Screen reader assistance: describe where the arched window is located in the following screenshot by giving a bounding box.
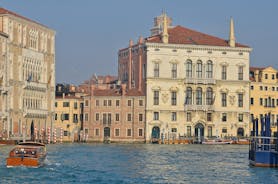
[185,60,192,78]
[196,87,202,105]
[196,60,202,78]
[206,60,213,78]
[185,87,192,105]
[206,87,213,105]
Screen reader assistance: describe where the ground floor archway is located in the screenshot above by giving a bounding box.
[195,123,204,143]
[151,126,160,143]
[237,128,244,137]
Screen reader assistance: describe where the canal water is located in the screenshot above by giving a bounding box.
[1,144,278,184]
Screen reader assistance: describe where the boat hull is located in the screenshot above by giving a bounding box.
[6,155,46,168]
[249,151,278,167]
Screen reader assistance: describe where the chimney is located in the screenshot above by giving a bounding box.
[121,84,127,96]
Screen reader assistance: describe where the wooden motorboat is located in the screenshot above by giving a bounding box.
[6,142,47,168]
[202,139,233,145]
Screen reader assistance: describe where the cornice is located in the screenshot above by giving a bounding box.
[145,42,252,52]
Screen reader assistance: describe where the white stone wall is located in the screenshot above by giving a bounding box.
[145,43,251,141]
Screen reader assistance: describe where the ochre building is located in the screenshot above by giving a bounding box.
[250,66,278,135]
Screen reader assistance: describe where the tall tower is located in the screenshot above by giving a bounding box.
[229,17,236,47]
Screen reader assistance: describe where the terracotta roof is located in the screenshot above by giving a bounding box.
[250,67,266,72]
[0,7,50,29]
[93,89,122,97]
[125,89,145,96]
[56,96,82,100]
[146,25,249,48]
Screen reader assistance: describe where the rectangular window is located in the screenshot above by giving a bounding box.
[73,114,78,123]
[64,114,69,120]
[127,113,132,121]
[222,128,227,133]
[207,113,212,122]
[208,126,212,137]
[222,113,227,122]
[128,100,132,106]
[96,113,99,121]
[139,114,143,122]
[171,112,177,121]
[221,66,227,80]
[85,113,89,121]
[116,100,120,107]
[115,129,120,136]
[74,102,78,109]
[108,100,112,106]
[63,102,69,107]
[139,129,143,137]
[221,93,227,107]
[260,86,263,90]
[186,112,191,122]
[272,74,275,80]
[250,98,254,105]
[171,128,177,133]
[85,100,89,106]
[95,129,99,136]
[187,126,191,137]
[171,91,177,105]
[154,63,159,77]
[139,100,143,106]
[115,113,120,121]
[154,112,159,120]
[55,102,57,107]
[260,98,263,105]
[238,114,243,122]
[64,131,68,136]
[96,100,99,106]
[103,100,107,106]
[55,113,57,120]
[265,74,268,79]
[238,66,243,80]
[238,94,243,107]
[154,91,159,105]
[171,63,177,78]
[250,85,254,90]
[127,129,132,136]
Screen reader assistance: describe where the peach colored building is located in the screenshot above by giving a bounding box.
[83,85,145,143]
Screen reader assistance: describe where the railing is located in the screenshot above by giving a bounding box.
[24,109,48,118]
[249,136,278,152]
[22,81,47,92]
[184,104,214,111]
[184,78,216,84]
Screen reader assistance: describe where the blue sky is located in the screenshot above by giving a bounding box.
[1,0,277,85]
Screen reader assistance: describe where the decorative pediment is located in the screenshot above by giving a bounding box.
[151,86,161,91]
[152,59,162,64]
[169,59,179,64]
[169,86,179,92]
[236,88,245,93]
[236,62,246,67]
[220,88,229,93]
[220,62,229,66]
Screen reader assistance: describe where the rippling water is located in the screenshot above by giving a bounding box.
[1,144,278,184]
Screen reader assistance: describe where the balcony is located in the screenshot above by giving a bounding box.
[102,120,112,127]
[23,109,48,118]
[22,81,47,92]
[184,104,214,111]
[184,78,216,85]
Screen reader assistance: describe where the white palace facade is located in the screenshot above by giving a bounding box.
[118,13,252,142]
